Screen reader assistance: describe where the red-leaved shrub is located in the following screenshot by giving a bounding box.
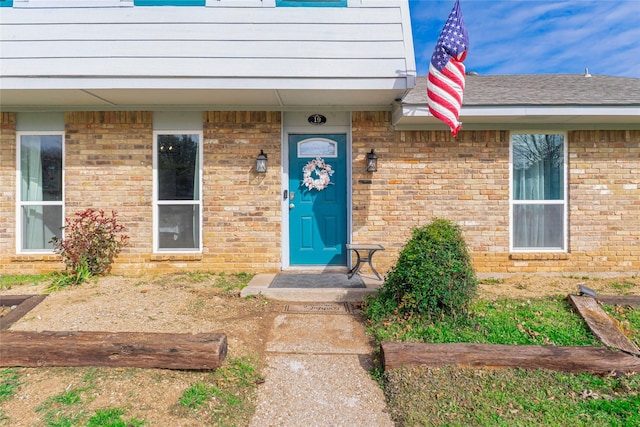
[51,208,129,276]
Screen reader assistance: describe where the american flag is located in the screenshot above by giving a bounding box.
[427,0,469,136]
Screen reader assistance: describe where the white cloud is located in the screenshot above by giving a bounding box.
[410,0,640,77]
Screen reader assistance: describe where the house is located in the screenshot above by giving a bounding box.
[1,0,639,278]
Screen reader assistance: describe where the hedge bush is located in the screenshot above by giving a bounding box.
[365,218,477,321]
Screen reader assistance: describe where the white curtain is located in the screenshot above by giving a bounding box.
[21,136,45,250]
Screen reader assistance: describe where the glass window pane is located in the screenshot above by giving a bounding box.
[512,134,564,201]
[22,205,63,251]
[157,134,200,201]
[158,204,200,250]
[20,135,63,202]
[513,204,564,249]
[298,138,338,158]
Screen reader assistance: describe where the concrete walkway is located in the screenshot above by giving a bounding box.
[249,301,394,427]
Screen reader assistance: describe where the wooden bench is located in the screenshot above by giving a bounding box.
[346,243,385,280]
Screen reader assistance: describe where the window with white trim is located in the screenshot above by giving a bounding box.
[510,132,567,251]
[276,0,346,6]
[17,132,64,252]
[153,132,202,252]
[134,0,204,5]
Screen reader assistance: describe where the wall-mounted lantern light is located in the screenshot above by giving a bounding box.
[256,150,268,173]
[365,149,378,172]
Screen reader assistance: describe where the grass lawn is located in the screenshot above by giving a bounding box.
[384,366,640,426]
[366,290,640,426]
[367,296,601,347]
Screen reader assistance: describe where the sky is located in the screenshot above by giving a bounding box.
[409,0,640,78]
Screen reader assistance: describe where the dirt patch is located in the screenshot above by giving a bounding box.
[0,274,279,426]
[478,274,640,300]
[1,273,639,426]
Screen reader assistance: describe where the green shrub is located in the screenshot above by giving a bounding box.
[49,208,129,287]
[365,218,477,320]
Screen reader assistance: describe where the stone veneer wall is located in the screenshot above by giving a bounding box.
[1,110,638,277]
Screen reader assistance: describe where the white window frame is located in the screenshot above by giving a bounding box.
[509,131,568,252]
[16,131,65,254]
[152,130,203,253]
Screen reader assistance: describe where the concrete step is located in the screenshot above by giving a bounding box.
[241,274,383,302]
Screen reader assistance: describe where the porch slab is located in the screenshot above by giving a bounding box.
[240,274,383,302]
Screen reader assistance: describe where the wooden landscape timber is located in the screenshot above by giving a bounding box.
[595,295,640,308]
[0,295,47,331]
[381,293,640,375]
[568,294,640,356]
[0,331,227,370]
[380,342,640,375]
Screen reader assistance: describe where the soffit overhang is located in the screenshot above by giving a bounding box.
[393,104,640,131]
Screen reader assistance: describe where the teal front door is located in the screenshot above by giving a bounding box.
[288,134,347,266]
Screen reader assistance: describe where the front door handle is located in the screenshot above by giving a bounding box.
[289,203,295,209]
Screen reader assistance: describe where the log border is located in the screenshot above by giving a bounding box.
[381,293,640,375]
[0,294,48,330]
[595,295,640,308]
[568,294,640,356]
[381,342,640,375]
[0,330,228,370]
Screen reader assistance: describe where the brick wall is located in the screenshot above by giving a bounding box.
[64,111,154,274]
[352,112,511,275]
[352,112,640,276]
[568,130,640,274]
[1,110,638,277]
[1,110,283,276]
[0,113,17,267]
[200,111,282,273]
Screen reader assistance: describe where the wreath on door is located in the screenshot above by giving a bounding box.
[302,157,334,191]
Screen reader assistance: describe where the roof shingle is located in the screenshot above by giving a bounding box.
[403,74,640,106]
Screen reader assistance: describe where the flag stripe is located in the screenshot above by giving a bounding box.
[441,60,466,89]
[427,81,461,119]
[428,65,463,108]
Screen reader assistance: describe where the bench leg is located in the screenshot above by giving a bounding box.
[368,253,383,281]
[348,249,383,281]
[348,250,362,279]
